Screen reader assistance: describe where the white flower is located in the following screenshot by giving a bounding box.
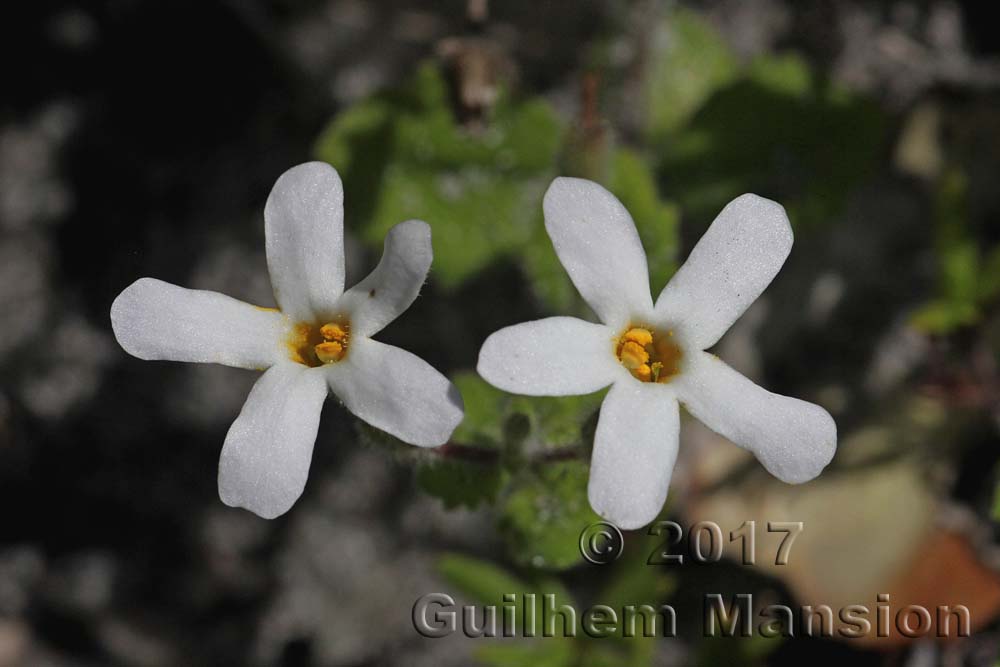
[477,178,836,530]
[111,162,464,519]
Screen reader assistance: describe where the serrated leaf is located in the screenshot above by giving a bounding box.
[499,460,602,571]
[416,458,505,510]
[510,392,603,453]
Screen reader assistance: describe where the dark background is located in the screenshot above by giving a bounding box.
[2,1,1000,665]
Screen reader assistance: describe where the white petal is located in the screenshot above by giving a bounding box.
[477,317,623,396]
[589,381,679,530]
[675,351,836,484]
[543,177,653,327]
[337,220,432,337]
[218,363,328,519]
[326,337,463,447]
[110,278,287,369]
[265,162,345,322]
[655,194,792,349]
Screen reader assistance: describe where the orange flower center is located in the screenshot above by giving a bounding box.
[615,326,682,383]
[287,319,351,367]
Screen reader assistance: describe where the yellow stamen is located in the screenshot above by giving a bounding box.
[623,327,653,346]
[320,322,349,343]
[615,325,682,384]
[315,340,345,364]
[619,340,649,370]
[286,322,318,366]
[286,318,352,366]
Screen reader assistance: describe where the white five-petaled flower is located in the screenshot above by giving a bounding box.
[477,178,837,530]
[111,162,464,519]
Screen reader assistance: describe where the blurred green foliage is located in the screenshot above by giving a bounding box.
[499,460,600,570]
[416,373,604,568]
[647,8,886,230]
[695,635,783,667]
[316,61,680,315]
[645,8,738,137]
[913,168,1000,333]
[316,63,563,289]
[438,547,675,667]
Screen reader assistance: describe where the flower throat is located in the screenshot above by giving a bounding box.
[616,326,682,383]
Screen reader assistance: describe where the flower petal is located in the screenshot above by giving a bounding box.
[543,177,653,327]
[265,161,346,322]
[655,194,792,350]
[326,338,463,447]
[675,351,836,484]
[588,381,679,530]
[218,363,328,519]
[110,278,287,369]
[477,317,623,396]
[337,220,432,337]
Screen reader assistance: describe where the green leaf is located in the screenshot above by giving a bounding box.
[645,8,738,138]
[940,240,979,304]
[371,163,545,287]
[910,299,979,334]
[992,475,1000,522]
[697,634,783,667]
[746,53,812,97]
[608,149,681,293]
[413,373,508,509]
[499,460,602,570]
[437,553,533,604]
[596,554,676,615]
[913,166,993,333]
[436,553,577,629]
[416,458,505,510]
[522,213,584,315]
[452,372,602,455]
[477,641,575,667]
[656,52,886,231]
[510,392,603,453]
[450,371,509,449]
[315,63,565,289]
[979,246,1000,303]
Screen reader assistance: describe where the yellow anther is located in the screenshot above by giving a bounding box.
[623,327,653,347]
[315,340,345,364]
[287,319,352,366]
[616,324,683,384]
[619,341,649,370]
[320,322,349,343]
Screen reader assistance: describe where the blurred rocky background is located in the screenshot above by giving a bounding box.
[2,1,1000,665]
